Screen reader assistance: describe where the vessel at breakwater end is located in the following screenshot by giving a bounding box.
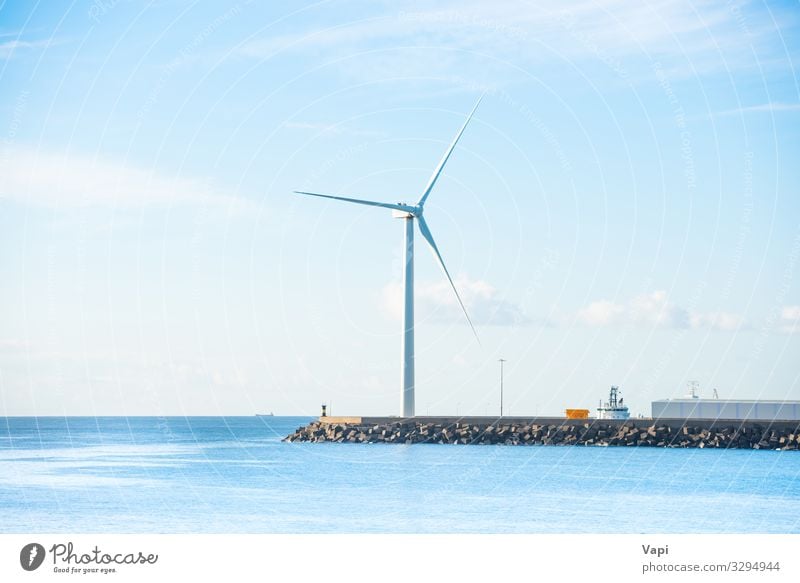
[596,385,630,420]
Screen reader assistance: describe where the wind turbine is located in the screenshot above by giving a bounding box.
[295,96,483,417]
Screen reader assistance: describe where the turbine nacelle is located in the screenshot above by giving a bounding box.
[392,205,420,219]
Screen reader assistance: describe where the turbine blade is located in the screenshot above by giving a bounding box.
[416,216,480,343]
[294,191,412,213]
[417,93,484,208]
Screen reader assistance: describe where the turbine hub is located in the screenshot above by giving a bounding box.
[392,204,421,218]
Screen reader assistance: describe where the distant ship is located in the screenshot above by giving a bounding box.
[596,386,630,420]
[256,413,274,417]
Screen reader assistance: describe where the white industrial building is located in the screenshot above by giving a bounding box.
[652,398,800,421]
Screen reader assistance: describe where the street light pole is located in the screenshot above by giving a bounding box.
[499,358,507,417]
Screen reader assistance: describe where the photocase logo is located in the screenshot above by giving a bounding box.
[20,543,46,571]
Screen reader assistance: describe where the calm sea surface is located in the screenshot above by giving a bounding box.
[1,416,798,533]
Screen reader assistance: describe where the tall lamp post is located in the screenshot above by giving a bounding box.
[499,358,507,417]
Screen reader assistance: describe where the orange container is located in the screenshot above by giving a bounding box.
[565,408,590,419]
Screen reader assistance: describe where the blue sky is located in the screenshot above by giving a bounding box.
[1,0,798,416]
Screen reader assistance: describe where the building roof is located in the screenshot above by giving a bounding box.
[653,398,800,405]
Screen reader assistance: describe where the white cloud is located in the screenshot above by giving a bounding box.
[576,299,625,326]
[779,306,800,334]
[0,148,246,209]
[381,275,532,327]
[577,291,744,331]
[629,290,690,328]
[690,311,744,331]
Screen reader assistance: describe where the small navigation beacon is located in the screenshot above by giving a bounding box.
[321,404,327,417]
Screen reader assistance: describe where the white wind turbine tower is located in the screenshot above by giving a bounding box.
[295,96,483,417]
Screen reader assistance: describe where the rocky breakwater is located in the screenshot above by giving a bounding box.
[284,419,800,450]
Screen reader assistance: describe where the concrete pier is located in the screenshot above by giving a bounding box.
[285,416,800,450]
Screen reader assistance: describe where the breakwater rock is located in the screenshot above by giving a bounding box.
[284,418,800,450]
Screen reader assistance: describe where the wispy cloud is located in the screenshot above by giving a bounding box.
[237,17,391,58]
[382,275,535,327]
[0,148,248,209]
[576,291,744,331]
[0,38,55,59]
[713,102,800,117]
[235,0,796,80]
[282,120,384,138]
[0,339,30,354]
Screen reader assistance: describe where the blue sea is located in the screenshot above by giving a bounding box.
[1,416,798,533]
